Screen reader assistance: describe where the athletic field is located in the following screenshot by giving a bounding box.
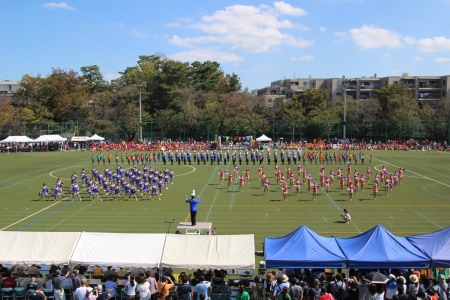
[1,150,449,256]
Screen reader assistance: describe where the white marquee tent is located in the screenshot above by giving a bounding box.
[88,134,105,141]
[0,231,81,265]
[256,134,272,142]
[0,231,255,270]
[0,136,34,143]
[161,234,255,270]
[33,135,67,143]
[71,232,166,268]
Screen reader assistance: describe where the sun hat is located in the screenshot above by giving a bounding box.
[409,274,419,284]
[281,274,289,282]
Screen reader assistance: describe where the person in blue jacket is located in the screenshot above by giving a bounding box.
[185,190,201,226]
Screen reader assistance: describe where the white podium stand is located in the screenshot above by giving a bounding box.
[176,222,212,235]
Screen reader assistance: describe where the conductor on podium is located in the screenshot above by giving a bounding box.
[185,190,201,226]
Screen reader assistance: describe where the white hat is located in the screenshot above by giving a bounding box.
[87,287,93,292]
[191,190,196,197]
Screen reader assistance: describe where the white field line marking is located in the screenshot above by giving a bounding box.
[49,165,84,180]
[45,202,95,231]
[374,158,450,188]
[1,201,62,231]
[204,189,220,222]
[412,210,443,229]
[176,166,196,176]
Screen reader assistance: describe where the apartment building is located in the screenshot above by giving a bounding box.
[257,74,450,109]
[0,80,20,97]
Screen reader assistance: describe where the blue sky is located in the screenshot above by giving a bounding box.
[1,0,450,90]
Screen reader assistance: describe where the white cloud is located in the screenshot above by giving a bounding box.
[165,17,192,28]
[273,1,307,16]
[168,49,244,63]
[350,25,402,49]
[319,26,327,32]
[381,53,391,59]
[42,2,75,10]
[415,36,450,53]
[169,2,312,53]
[414,56,423,61]
[291,55,314,61]
[131,30,149,38]
[435,57,450,63]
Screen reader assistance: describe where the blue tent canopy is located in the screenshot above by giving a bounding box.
[264,225,347,269]
[335,225,430,269]
[406,226,450,268]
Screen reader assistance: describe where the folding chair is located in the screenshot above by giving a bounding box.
[43,289,54,300]
[13,288,26,300]
[1,288,14,300]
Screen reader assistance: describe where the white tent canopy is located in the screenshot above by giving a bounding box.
[33,134,67,143]
[0,136,34,143]
[0,231,80,265]
[88,134,105,141]
[0,232,255,270]
[161,234,255,270]
[71,232,166,268]
[71,136,90,142]
[256,134,272,142]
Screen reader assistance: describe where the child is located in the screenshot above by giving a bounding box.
[341,209,351,223]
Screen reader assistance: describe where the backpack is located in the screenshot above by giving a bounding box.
[335,286,346,300]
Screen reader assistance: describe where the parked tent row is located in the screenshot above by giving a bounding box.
[0,231,255,270]
[0,134,105,143]
[264,224,450,269]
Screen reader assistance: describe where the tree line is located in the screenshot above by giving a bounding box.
[1,54,449,142]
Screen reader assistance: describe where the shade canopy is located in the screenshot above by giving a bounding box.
[88,134,105,141]
[0,136,34,143]
[70,232,166,268]
[0,231,80,265]
[161,234,255,270]
[256,134,272,142]
[33,135,67,143]
[406,226,450,267]
[264,225,347,269]
[335,224,430,269]
[0,231,254,270]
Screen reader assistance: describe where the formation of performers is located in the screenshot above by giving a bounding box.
[38,166,175,201]
[90,149,371,167]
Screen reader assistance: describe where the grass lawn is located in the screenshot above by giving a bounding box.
[1,149,449,266]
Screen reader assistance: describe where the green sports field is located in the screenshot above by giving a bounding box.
[0,150,449,255]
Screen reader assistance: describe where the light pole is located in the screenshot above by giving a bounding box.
[136,84,144,142]
[340,78,349,140]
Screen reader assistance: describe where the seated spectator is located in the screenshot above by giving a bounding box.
[93,265,104,277]
[28,265,41,277]
[27,277,40,290]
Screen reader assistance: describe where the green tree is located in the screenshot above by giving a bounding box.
[80,65,108,94]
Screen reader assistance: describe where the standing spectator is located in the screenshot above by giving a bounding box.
[124,276,137,300]
[52,269,69,300]
[158,276,174,300]
[195,276,210,300]
[28,285,46,300]
[145,271,158,300]
[72,271,82,292]
[136,276,151,300]
[75,282,90,300]
[176,275,193,300]
[289,278,303,300]
[251,276,265,300]
[237,284,251,300]
[104,276,119,299]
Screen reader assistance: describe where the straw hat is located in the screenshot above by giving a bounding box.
[409,274,419,284]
